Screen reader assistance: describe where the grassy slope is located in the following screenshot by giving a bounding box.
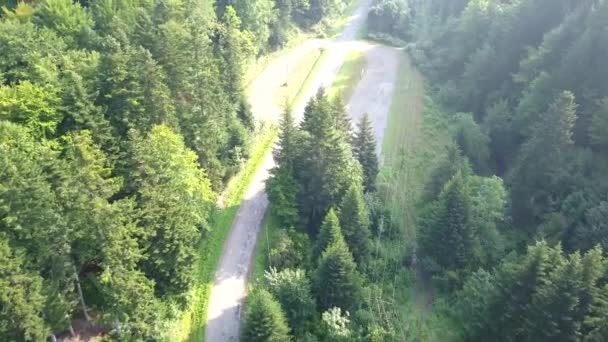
[275,48,326,108]
[378,54,459,341]
[328,50,367,102]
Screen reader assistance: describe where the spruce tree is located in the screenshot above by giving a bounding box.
[297,91,363,232]
[353,113,379,193]
[312,208,344,262]
[339,184,371,264]
[0,237,49,341]
[421,172,472,271]
[273,108,301,171]
[242,289,291,342]
[127,125,216,296]
[510,91,578,224]
[330,96,353,139]
[315,235,361,312]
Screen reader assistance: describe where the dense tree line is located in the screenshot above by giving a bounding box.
[0,0,350,340]
[247,90,412,340]
[364,0,608,339]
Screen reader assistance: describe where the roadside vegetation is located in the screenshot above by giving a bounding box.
[328,51,368,102]
[0,0,358,340]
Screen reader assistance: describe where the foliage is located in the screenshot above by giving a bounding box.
[353,113,379,193]
[312,208,344,262]
[269,229,311,271]
[315,234,361,312]
[242,289,292,342]
[127,125,216,298]
[338,184,371,264]
[265,268,316,336]
[455,242,608,341]
[321,307,351,340]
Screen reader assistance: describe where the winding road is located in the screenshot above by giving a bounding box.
[204,1,400,340]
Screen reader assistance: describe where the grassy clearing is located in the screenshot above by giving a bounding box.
[164,127,277,342]
[273,48,325,108]
[328,50,367,102]
[379,54,451,242]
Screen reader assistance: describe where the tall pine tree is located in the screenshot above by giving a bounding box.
[242,289,291,342]
[315,233,361,312]
[313,208,344,262]
[339,184,371,264]
[353,113,379,193]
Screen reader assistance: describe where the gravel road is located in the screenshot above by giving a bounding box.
[205,1,381,341]
[346,43,400,156]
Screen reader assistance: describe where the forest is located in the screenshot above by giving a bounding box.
[2,0,608,341]
[246,0,608,341]
[0,0,351,340]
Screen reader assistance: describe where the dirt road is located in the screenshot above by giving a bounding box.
[205,1,378,341]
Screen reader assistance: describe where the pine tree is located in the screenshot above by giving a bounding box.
[421,172,472,271]
[0,237,49,341]
[297,91,363,232]
[330,96,353,139]
[339,184,371,264]
[353,113,379,193]
[273,108,301,171]
[268,109,303,228]
[510,91,578,224]
[242,289,291,342]
[312,208,344,262]
[127,125,216,297]
[315,235,361,312]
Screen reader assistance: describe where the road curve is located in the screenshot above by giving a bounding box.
[205,1,374,341]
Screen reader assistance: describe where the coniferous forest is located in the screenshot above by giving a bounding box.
[0,0,350,340]
[251,0,608,341]
[2,0,608,341]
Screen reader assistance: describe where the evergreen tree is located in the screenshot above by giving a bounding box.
[268,109,303,228]
[273,108,301,170]
[339,184,371,264]
[353,113,379,193]
[297,90,362,232]
[214,0,276,54]
[452,112,490,175]
[312,208,344,262]
[97,39,177,138]
[265,268,316,337]
[421,172,472,271]
[315,234,361,312]
[0,237,49,341]
[33,0,94,49]
[242,289,291,342]
[215,6,255,102]
[590,98,608,148]
[127,125,216,297]
[510,91,578,225]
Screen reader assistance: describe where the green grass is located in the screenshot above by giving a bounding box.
[290,48,329,107]
[164,127,277,342]
[376,53,458,341]
[251,212,282,284]
[328,50,367,102]
[274,48,326,108]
